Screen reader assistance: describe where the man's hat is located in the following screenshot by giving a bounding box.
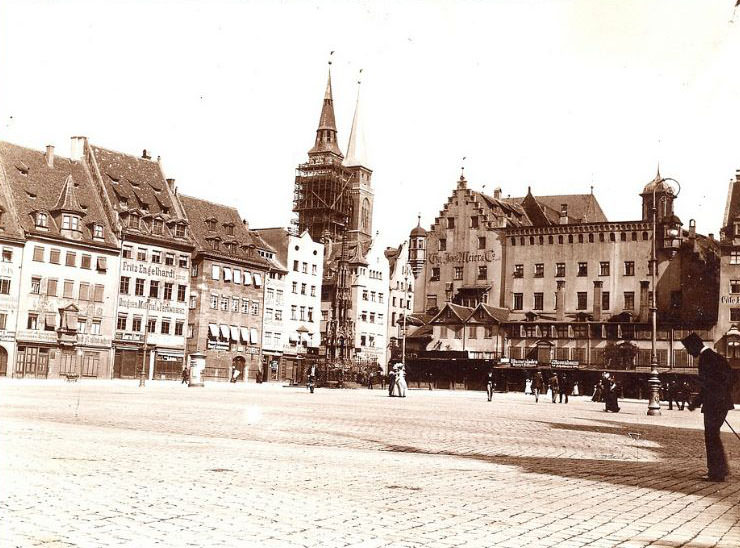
[680,332,704,356]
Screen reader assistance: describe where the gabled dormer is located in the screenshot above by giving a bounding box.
[50,175,85,240]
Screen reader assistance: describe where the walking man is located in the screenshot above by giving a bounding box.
[388,365,397,397]
[486,370,495,402]
[532,371,544,403]
[559,373,570,404]
[549,373,559,403]
[682,333,735,482]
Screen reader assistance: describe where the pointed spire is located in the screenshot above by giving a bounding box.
[308,56,343,157]
[52,175,85,215]
[344,70,369,168]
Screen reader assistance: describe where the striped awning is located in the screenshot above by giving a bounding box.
[208,323,219,338]
[250,328,258,344]
[220,324,230,339]
[229,326,239,341]
[240,327,250,343]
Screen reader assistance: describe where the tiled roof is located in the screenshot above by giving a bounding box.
[0,141,116,247]
[180,194,270,269]
[88,144,190,243]
[534,194,607,224]
[722,176,740,235]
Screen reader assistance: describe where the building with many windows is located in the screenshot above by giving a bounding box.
[181,195,270,382]
[407,170,719,396]
[84,140,194,380]
[0,141,120,379]
[254,228,323,382]
[385,239,414,365]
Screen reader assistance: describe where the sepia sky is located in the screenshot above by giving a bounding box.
[2,0,740,251]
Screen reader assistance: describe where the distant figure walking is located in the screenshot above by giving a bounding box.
[559,374,570,404]
[395,365,408,397]
[181,365,190,385]
[256,368,263,384]
[388,366,397,397]
[306,362,318,394]
[549,373,559,403]
[604,375,620,412]
[368,371,374,389]
[524,378,532,395]
[532,372,544,403]
[230,367,240,383]
[486,371,495,402]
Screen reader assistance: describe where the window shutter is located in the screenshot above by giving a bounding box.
[94,285,104,303]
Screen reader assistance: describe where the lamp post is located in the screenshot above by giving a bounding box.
[647,176,680,415]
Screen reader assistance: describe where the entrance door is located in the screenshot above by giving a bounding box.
[114,349,142,379]
[60,350,78,376]
[15,346,49,378]
[0,346,7,376]
[81,352,100,377]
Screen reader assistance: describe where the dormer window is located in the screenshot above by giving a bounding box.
[129,213,140,229]
[209,239,219,251]
[62,214,80,231]
[225,224,235,236]
[206,219,217,231]
[734,222,740,237]
[152,219,163,235]
[119,197,128,208]
[175,224,186,238]
[93,224,104,239]
[36,212,48,228]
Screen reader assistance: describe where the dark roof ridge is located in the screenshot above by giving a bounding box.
[90,143,160,164]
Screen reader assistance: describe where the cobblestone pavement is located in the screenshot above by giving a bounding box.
[1,380,739,548]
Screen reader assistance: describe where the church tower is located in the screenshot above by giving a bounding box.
[343,77,374,246]
[293,67,352,243]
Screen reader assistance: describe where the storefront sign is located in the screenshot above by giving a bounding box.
[551,360,579,369]
[118,297,186,315]
[428,251,495,265]
[207,340,230,351]
[0,330,15,342]
[121,261,186,281]
[510,359,538,367]
[77,334,112,347]
[720,295,740,305]
[116,331,144,343]
[16,330,57,344]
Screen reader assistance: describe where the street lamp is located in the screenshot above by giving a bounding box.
[647,175,681,416]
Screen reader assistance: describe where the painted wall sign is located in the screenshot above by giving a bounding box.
[118,297,186,315]
[720,295,740,305]
[428,251,495,265]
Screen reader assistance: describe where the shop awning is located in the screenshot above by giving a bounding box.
[208,323,219,338]
[223,267,232,282]
[229,326,239,341]
[253,274,262,287]
[243,271,252,285]
[45,313,57,328]
[289,334,297,343]
[233,269,242,284]
[220,324,230,339]
[250,328,258,344]
[240,327,250,343]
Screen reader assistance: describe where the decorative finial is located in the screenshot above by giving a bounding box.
[417,213,421,227]
[461,156,466,179]
[328,51,334,66]
[358,68,363,85]
[656,162,661,181]
[590,185,594,195]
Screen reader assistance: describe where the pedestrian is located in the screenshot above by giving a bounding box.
[368,370,374,390]
[486,370,494,402]
[666,379,678,410]
[604,375,620,412]
[549,373,559,403]
[378,368,386,389]
[679,380,691,411]
[181,365,190,385]
[682,333,735,482]
[388,365,397,397]
[256,368,263,384]
[532,371,544,403]
[427,371,434,390]
[230,367,240,383]
[395,365,408,397]
[524,377,532,395]
[559,374,570,404]
[306,362,318,393]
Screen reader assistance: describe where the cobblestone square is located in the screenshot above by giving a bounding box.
[1,380,739,547]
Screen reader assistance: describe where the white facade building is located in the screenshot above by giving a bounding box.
[352,239,389,364]
[386,239,415,364]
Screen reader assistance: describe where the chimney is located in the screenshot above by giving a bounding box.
[493,187,502,200]
[556,281,565,322]
[592,281,603,321]
[639,280,650,322]
[70,136,86,162]
[142,149,151,160]
[688,219,696,240]
[736,169,740,183]
[708,233,715,240]
[166,178,175,190]
[242,218,249,229]
[45,145,54,168]
[559,203,568,225]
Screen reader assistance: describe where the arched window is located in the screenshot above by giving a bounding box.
[361,198,370,231]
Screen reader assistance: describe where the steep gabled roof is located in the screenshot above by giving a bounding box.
[0,141,116,246]
[534,193,607,224]
[467,303,509,324]
[429,302,474,325]
[180,194,270,269]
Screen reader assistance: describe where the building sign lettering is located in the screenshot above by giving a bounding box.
[428,251,495,265]
[551,359,579,369]
[118,297,186,315]
[720,295,740,305]
[509,358,538,367]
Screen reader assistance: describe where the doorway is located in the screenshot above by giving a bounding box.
[232,356,246,382]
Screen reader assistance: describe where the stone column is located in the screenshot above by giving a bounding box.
[556,281,565,322]
[593,280,603,321]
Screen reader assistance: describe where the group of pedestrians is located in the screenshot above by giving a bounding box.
[387,363,408,397]
[662,379,691,410]
[527,371,575,404]
[593,372,620,412]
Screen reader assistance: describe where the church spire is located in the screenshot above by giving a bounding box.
[308,58,343,157]
[343,70,368,168]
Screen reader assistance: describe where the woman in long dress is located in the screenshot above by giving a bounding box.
[395,365,408,397]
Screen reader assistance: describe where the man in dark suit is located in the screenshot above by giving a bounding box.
[682,333,735,482]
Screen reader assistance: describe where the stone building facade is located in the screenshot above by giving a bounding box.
[181,195,271,382]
